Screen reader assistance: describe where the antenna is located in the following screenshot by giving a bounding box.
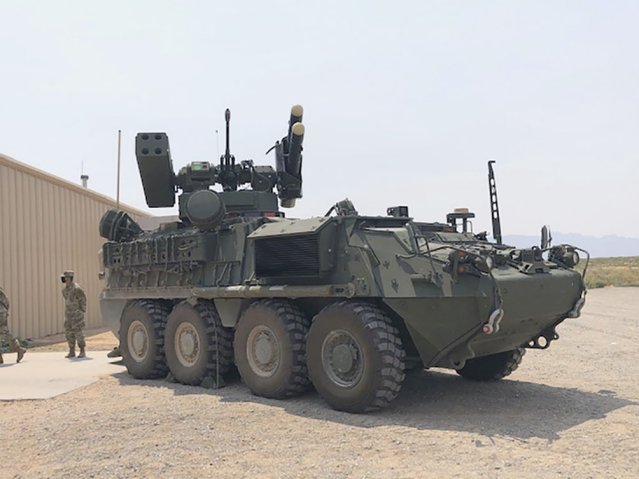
[224,108,233,168]
[218,109,238,191]
[116,130,122,209]
[488,160,502,244]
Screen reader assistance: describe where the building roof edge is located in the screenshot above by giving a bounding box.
[0,152,150,217]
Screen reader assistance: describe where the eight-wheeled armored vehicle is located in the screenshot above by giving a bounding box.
[99,106,587,413]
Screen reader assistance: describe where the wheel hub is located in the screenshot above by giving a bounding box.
[321,329,363,388]
[175,322,200,367]
[127,320,148,362]
[246,326,280,377]
[332,344,355,373]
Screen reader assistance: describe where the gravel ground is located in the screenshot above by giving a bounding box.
[1,287,638,479]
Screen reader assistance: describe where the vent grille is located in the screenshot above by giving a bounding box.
[255,235,320,278]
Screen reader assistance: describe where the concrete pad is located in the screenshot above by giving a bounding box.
[0,351,124,400]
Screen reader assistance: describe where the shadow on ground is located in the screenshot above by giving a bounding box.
[112,367,635,441]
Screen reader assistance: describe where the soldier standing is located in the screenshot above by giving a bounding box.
[61,271,87,358]
[0,286,26,364]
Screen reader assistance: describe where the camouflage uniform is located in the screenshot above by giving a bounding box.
[0,286,26,364]
[61,271,87,358]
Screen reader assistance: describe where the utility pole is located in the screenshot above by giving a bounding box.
[116,129,122,209]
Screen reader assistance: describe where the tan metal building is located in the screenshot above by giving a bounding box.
[0,153,149,339]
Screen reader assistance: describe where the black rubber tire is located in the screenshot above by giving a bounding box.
[456,347,526,381]
[165,300,234,386]
[233,299,310,399]
[306,301,406,413]
[120,300,171,379]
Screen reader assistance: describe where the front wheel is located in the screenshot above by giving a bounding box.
[456,348,525,381]
[306,301,406,413]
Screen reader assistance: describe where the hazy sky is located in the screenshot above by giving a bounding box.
[1,1,637,238]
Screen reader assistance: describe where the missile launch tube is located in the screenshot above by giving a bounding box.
[286,122,304,177]
[287,104,303,144]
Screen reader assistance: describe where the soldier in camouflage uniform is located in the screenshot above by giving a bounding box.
[61,271,87,358]
[0,286,26,364]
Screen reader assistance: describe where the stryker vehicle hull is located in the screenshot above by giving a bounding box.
[101,213,585,412]
[100,107,587,413]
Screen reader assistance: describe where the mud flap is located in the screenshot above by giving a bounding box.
[99,294,129,338]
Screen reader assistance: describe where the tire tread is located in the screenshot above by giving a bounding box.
[456,347,526,381]
[122,299,171,379]
[235,299,311,399]
[310,301,406,413]
[196,301,234,380]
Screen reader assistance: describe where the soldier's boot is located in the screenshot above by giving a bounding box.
[0,352,3,364]
[77,346,86,359]
[65,347,76,358]
[107,346,121,358]
[14,339,26,363]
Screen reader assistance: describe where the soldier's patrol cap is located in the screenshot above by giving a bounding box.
[61,270,74,278]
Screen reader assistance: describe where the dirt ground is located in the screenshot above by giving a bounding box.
[1,287,638,479]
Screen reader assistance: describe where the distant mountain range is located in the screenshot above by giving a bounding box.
[140,216,637,258]
[503,233,639,258]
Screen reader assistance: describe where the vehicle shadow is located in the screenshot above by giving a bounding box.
[112,368,635,442]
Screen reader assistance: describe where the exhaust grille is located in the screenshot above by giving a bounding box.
[255,235,319,278]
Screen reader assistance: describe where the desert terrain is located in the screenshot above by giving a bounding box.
[1,287,638,478]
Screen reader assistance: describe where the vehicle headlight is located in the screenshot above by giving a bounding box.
[485,255,494,270]
[562,250,579,268]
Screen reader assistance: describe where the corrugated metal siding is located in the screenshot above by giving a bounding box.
[0,153,149,339]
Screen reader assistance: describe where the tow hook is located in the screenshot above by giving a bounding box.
[568,297,586,318]
[483,308,504,334]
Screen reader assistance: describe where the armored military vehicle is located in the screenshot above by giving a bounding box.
[99,106,587,413]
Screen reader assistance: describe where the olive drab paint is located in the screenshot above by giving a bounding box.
[99,106,587,412]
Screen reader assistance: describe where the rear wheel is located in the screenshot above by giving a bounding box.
[120,300,171,379]
[233,299,310,398]
[456,348,525,381]
[306,301,406,413]
[165,300,234,386]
